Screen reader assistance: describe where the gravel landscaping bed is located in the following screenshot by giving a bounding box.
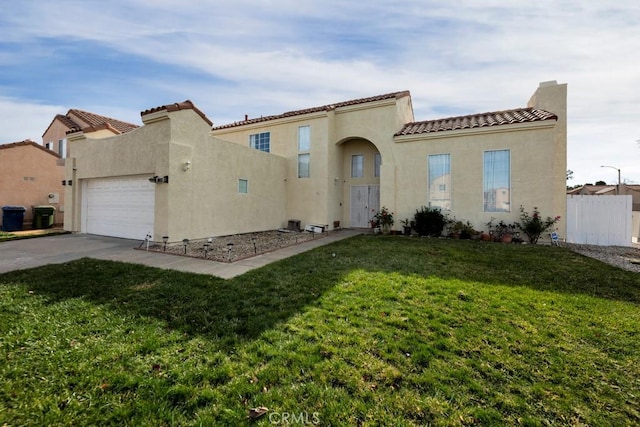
[566,243,640,273]
[143,228,640,272]
[144,229,326,262]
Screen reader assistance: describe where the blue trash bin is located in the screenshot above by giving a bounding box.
[1,205,26,232]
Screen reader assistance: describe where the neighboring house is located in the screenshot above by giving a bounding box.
[63,81,567,242]
[42,109,139,162]
[0,140,64,227]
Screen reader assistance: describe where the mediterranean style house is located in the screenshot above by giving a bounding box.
[63,81,567,242]
[0,140,65,227]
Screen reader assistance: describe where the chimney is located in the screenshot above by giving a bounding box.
[244,114,248,121]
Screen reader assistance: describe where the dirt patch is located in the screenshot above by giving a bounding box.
[142,229,327,262]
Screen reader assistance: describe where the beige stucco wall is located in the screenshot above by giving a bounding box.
[65,108,287,241]
[0,143,64,227]
[393,122,561,235]
[161,109,288,240]
[392,81,567,238]
[212,95,415,229]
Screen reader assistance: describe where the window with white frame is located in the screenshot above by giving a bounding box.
[44,142,53,151]
[483,149,510,212]
[351,154,363,178]
[374,152,381,177]
[298,126,310,178]
[238,179,248,194]
[428,154,451,210]
[58,138,67,159]
[249,132,270,153]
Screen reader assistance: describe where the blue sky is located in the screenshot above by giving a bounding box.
[1,0,638,185]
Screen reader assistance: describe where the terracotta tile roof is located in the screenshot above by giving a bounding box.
[55,114,80,131]
[212,91,411,130]
[395,108,557,136]
[0,139,61,158]
[68,109,139,134]
[140,100,213,126]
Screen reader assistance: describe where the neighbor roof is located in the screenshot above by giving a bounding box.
[395,108,557,136]
[43,109,139,137]
[0,139,61,158]
[212,91,411,130]
[68,109,139,134]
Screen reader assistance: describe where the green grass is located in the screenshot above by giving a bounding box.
[0,230,69,242]
[0,231,16,240]
[1,236,639,426]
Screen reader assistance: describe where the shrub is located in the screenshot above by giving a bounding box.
[412,206,446,237]
[517,206,561,244]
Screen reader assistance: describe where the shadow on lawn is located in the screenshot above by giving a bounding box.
[1,235,639,345]
[0,254,348,346]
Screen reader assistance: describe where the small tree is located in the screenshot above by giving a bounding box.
[412,206,446,237]
[517,206,561,244]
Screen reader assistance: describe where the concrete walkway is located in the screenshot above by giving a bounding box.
[0,229,363,278]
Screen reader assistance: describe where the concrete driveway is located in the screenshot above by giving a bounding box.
[0,230,362,279]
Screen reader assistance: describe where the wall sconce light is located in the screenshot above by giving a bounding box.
[148,175,169,184]
[183,161,192,172]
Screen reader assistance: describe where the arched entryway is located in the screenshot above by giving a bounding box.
[338,138,381,228]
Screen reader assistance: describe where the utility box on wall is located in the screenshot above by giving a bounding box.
[48,192,60,204]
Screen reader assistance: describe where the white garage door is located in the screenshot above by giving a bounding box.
[84,177,155,239]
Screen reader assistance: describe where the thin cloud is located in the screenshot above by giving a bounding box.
[0,1,638,183]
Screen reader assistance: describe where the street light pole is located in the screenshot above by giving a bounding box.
[600,165,621,194]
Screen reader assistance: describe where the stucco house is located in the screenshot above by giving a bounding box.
[0,140,65,227]
[63,81,567,242]
[42,109,139,162]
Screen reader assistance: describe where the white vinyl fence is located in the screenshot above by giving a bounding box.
[566,195,632,246]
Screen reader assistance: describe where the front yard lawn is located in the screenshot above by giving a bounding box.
[1,236,639,425]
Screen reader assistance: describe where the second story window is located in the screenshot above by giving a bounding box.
[351,154,363,178]
[249,132,270,153]
[58,138,67,159]
[298,126,310,178]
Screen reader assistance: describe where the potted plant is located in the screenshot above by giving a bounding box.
[372,206,394,234]
[486,218,517,243]
[401,218,412,236]
[448,219,464,239]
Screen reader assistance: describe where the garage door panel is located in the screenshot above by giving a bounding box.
[85,177,155,239]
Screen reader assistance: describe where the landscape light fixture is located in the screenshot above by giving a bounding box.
[227,242,234,263]
[162,236,169,251]
[182,238,190,254]
[600,165,621,194]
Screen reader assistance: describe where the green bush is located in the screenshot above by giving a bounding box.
[412,206,446,237]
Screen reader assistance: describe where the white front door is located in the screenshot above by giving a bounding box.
[350,185,380,227]
[83,176,155,239]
